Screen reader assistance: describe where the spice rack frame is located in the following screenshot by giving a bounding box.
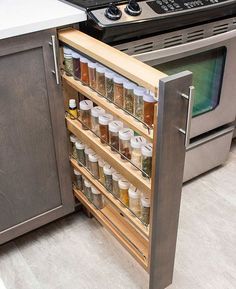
[58,28,192,289]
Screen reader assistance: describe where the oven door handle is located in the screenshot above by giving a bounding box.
[134,29,236,61]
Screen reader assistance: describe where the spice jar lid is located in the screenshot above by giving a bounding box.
[103,164,114,175]
[85,147,95,155]
[143,92,157,103]
[113,76,123,84]
[118,128,134,141]
[63,47,72,55]
[88,61,96,68]
[75,140,85,150]
[108,121,124,133]
[105,70,114,79]
[71,51,80,59]
[69,99,77,108]
[112,171,122,181]
[98,113,113,125]
[80,56,88,63]
[131,136,147,149]
[128,186,141,199]
[79,100,93,111]
[141,143,153,157]
[84,179,92,187]
[118,179,130,190]
[70,134,78,143]
[141,195,151,207]
[98,158,106,167]
[91,186,101,195]
[134,86,146,96]
[96,66,106,73]
[91,106,105,117]
[123,81,136,90]
[89,153,98,162]
[73,169,81,176]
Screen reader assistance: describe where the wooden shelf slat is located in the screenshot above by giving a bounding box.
[66,117,151,195]
[58,28,167,93]
[71,158,149,239]
[74,188,148,270]
[63,74,153,142]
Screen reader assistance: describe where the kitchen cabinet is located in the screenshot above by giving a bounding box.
[59,28,193,289]
[0,29,74,244]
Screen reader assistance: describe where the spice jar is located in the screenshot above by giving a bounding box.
[70,134,78,159]
[72,51,81,80]
[74,169,83,191]
[91,106,105,136]
[143,92,157,127]
[130,136,147,169]
[128,186,141,217]
[98,158,106,185]
[112,171,122,198]
[141,143,153,178]
[123,82,136,114]
[89,153,99,179]
[85,147,95,170]
[69,99,78,119]
[108,121,123,152]
[105,70,114,101]
[103,164,114,192]
[118,179,130,206]
[99,114,113,144]
[80,57,89,85]
[96,66,106,95]
[63,47,73,76]
[91,187,104,209]
[88,61,97,90]
[113,76,124,107]
[141,195,151,225]
[134,87,146,121]
[119,128,134,160]
[79,100,93,130]
[84,179,92,201]
[75,141,86,166]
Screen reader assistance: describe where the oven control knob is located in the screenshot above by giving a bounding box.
[125,0,142,16]
[105,3,122,20]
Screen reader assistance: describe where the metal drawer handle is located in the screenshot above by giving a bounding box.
[49,35,60,85]
[179,86,195,148]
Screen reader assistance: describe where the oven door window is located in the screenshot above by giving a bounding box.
[155,47,226,117]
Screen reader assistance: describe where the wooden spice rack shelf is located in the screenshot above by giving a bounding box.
[73,187,149,270]
[66,116,151,195]
[71,158,150,239]
[63,74,154,142]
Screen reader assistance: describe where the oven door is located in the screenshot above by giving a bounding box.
[134,29,236,138]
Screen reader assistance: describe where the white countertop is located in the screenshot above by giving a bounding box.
[0,0,87,40]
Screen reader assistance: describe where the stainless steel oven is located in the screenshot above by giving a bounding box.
[115,17,236,181]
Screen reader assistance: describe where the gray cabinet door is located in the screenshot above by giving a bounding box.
[0,29,74,244]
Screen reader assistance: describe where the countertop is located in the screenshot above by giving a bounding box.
[0,0,87,40]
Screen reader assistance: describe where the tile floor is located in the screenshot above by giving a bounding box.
[0,140,235,289]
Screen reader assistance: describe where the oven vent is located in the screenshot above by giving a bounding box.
[213,23,229,35]
[163,35,183,48]
[186,29,204,42]
[133,41,154,54]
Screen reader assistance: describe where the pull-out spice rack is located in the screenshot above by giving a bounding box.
[58,28,192,289]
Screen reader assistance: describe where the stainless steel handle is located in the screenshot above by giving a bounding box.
[179,86,195,148]
[49,35,60,85]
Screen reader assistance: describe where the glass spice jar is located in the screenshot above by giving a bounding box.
[75,141,86,166]
[91,186,104,209]
[74,169,83,191]
[68,99,78,119]
[105,70,114,101]
[113,76,124,107]
[98,158,106,185]
[80,57,89,85]
[118,128,134,160]
[91,106,105,136]
[141,143,153,178]
[112,171,122,198]
[130,136,147,169]
[88,61,97,90]
[63,47,73,76]
[134,87,146,121]
[84,179,92,201]
[143,92,157,127]
[128,186,141,217]
[96,66,106,95]
[98,114,113,144]
[85,147,95,170]
[88,153,99,179]
[103,164,114,192]
[72,51,81,80]
[70,134,78,159]
[123,81,136,114]
[118,179,130,206]
[141,194,151,225]
[79,100,93,130]
[108,121,123,152]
